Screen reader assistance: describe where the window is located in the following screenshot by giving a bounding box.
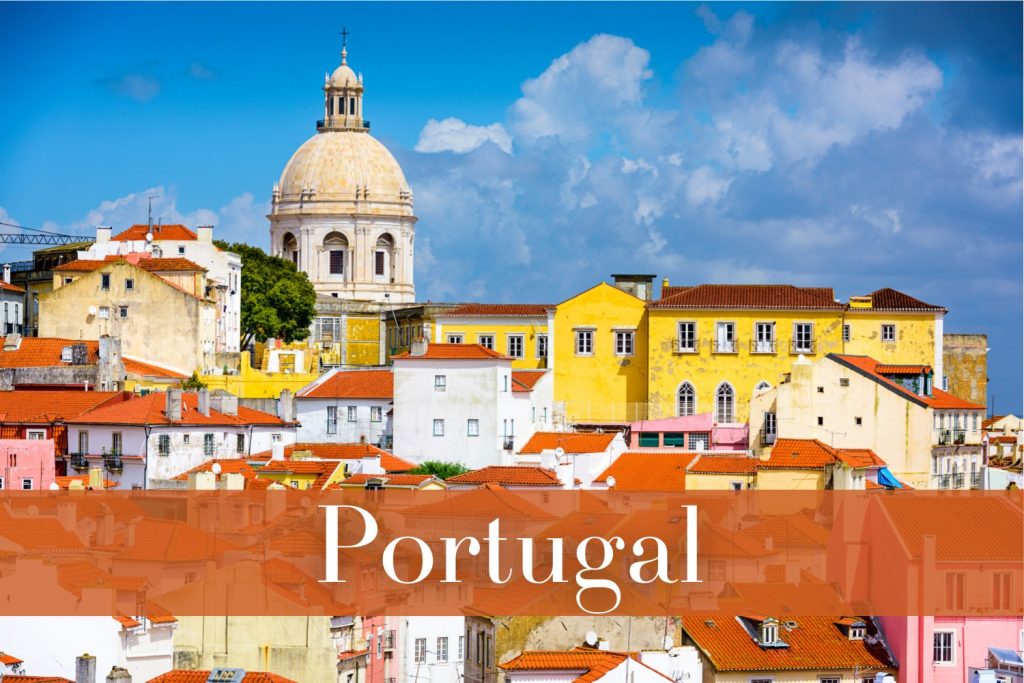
[370,406,382,423]
[434,375,447,391]
[507,334,524,358]
[329,250,344,275]
[347,406,357,422]
[433,419,445,437]
[677,382,696,416]
[78,431,89,453]
[0,477,4,490]
[158,434,170,456]
[203,433,214,456]
[111,432,122,455]
[125,278,134,290]
[820,678,841,683]
[677,322,697,352]
[639,432,660,448]
[101,273,111,290]
[614,330,634,356]
[817,416,824,426]
[945,572,965,611]
[98,307,110,320]
[709,560,726,581]
[715,383,735,423]
[26,429,45,440]
[763,412,777,445]
[436,637,448,663]
[326,406,338,434]
[467,419,479,437]
[21,478,32,490]
[754,380,771,393]
[760,621,777,645]
[63,277,73,285]
[840,378,850,387]
[972,413,979,431]
[849,625,866,640]
[413,638,426,664]
[855,417,863,426]
[793,323,814,353]
[119,306,128,319]
[933,631,954,664]
[754,322,775,353]
[882,324,896,342]
[447,334,463,344]
[688,433,709,450]
[458,636,464,661]
[178,246,186,255]
[236,434,245,454]
[715,322,736,353]
[574,329,594,355]
[374,251,386,276]
[476,632,484,665]
[478,334,494,350]
[842,324,850,342]
[536,334,548,359]
[994,572,1012,610]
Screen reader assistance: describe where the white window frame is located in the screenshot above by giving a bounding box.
[507,334,525,358]
[436,637,448,663]
[478,334,494,350]
[677,321,697,353]
[536,334,548,359]
[326,406,338,434]
[0,477,4,490]
[446,334,464,344]
[574,329,594,356]
[26,429,45,440]
[614,330,635,356]
[370,406,382,423]
[434,375,447,391]
[347,406,357,423]
[414,638,426,664]
[881,323,896,343]
[433,419,445,437]
[98,306,110,320]
[793,322,814,353]
[715,321,736,353]
[754,321,775,353]
[677,382,696,417]
[933,629,956,666]
[21,478,33,490]
[467,419,480,437]
[716,382,735,424]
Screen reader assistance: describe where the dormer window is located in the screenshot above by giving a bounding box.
[760,619,778,645]
[850,625,866,640]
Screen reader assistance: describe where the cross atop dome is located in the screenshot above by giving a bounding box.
[340,26,350,64]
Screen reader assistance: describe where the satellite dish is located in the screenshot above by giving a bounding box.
[88,306,97,316]
[554,447,565,458]
[145,232,153,242]
[211,463,222,475]
[584,631,598,647]
[49,482,60,491]
[606,475,617,489]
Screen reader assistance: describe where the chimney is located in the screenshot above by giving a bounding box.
[196,225,214,242]
[88,467,103,491]
[198,389,210,417]
[662,277,669,289]
[188,471,216,491]
[165,389,183,422]
[57,501,77,531]
[209,391,238,417]
[411,337,428,356]
[278,389,294,421]
[271,442,285,460]
[611,274,656,301]
[106,667,132,683]
[75,653,97,683]
[3,334,21,351]
[2,264,10,284]
[96,226,112,244]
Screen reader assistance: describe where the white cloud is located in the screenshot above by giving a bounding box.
[102,74,161,102]
[188,62,218,80]
[415,118,512,154]
[685,166,731,205]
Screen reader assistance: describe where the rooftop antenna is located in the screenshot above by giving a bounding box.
[146,194,160,240]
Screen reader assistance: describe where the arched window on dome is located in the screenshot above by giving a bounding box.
[375,234,395,282]
[324,232,348,278]
[715,382,735,424]
[677,382,696,417]
[282,232,299,267]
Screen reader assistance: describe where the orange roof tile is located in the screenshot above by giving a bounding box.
[3,676,74,682]
[247,443,415,471]
[408,483,556,520]
[0,652,23,665]
[519,431,617,454]
[832,448,885,469]
[0,506,84,551]
[54,475,119,489]
[682,614,895,672]
[687,455,758,474]
[116,518,239,562]
[71,391,287,426]
[336,473,436,487]
[860,287,945,312]
[511,370,547,393]
[297,369,393,399]
[875,364,931,375]
[392,343,512,360]
[594,451,697,491]
[0,389,124,423]
[147,671,297,683]
[112,224,197,242]
[257,459,343,490]
[651,284,843,310]
[762,439,838,470]
[54,256,205,273]
[439,303,553,317]
[448,465,563,487]
[0,280,24,294]
[122,357,188,379]
[501,648,671,682]
[0,337,101,368]
[171,458,257,481]
[830,355,985,410]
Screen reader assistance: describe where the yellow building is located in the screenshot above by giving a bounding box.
[254,459,347,490]
[843,287,945,372]
[433,303,552,369]
[551,280,649,424]
[202,350,319,399]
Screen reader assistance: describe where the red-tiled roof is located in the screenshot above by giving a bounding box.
[71,391,287,426]
[875,364,931,375]
[0,389,124,423]
[171,458,257,481]
[116,519,239,562]
[0,337,183,379]
[501,648,671,682]
[519,431,617,454]
[338,649,370,662]
[147,671,297,683]
[830,354,985,410]
[335,473,436,487]
[3,676,74,682]
[0,280,24,294]
[122,357,188,379]
[762,439,838,470]
[832,448,886,468]
[392,343,511,360]
[651,284,843,310]
[594,451,698,491]
[297,369,393,399]
[860,287,945,312]
[54,475,119,489]
[687,455,759,474]
[54,256,206,273]
[439,303,552,317]
[0,652,23,665]
[447,465,562,487]
[247,443,414,472]
[113,224,197,242]
[0,506,84,551]
[511,370,546,393]
[257,459,343,490]
[682,615,895,672]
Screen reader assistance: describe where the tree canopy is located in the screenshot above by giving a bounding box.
[217,241,318,349]
[408,461,471,480]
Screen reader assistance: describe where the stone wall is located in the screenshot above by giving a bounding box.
[943,333,988,406]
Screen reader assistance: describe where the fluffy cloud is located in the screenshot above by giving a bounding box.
[415,118,512,154]
[100,73,161,102]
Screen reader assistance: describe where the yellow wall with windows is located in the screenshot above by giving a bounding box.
[553,283,648,423]
[645,310,845,422]
[434,319,549,369]
[755,468,826,490]
[842,311,937,367]
[685,473,756,490]
[346,315,384,366]
[201,351,319,399]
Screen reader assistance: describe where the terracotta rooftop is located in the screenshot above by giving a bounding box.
[0,652,23,665]
[501,647,671,682]
[858,287,945,312]
[54,475,119,489]
[171,458,257,481]
[247,443,415,472]
[297,369,393,399]
[257,459,343,490]
[438,303,553,317]
[687,455,759,474]
[147,671,297,683]
[3,676,74,682]
[0,337,185,379]
[447,465,563,487]
[651,284,843,310]
[54,256,206,273]
[335,473,436,488]
[113,223,198,242]
[0,389,124,423]
[70,391,287,426]
[0,280,24,294]
[519,431,618,454]
[875,364,931,375]
[594,451,698,491]
[511,370,546,393]
[391,343,512,361]
[116,518,239,562]
[830,354,985,410]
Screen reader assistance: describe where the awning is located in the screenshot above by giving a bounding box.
[877,467,903,489]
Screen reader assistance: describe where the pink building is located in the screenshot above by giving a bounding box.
[363,615,401,683]
[627,413,748,451]
[0,438,56,490]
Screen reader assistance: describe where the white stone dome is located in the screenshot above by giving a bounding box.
[274,130,412,216]
[329,63,361,89]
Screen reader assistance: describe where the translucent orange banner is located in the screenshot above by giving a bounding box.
[0,489,1019,617]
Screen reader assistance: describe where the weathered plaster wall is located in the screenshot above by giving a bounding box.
[942,333,988,406]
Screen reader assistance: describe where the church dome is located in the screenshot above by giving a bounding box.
[274,130,413,217]
[329,62,361,89]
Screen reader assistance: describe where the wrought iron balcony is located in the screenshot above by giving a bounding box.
[104,454,123,473]
[936,429,967,446]
[790,340,816,354]
[750,339,777,354]
[502,437,515,451]
[69,453,89,470]
[970,472,983,490]
[711,338,738,354]
[951,473,964,489]
[383,630,396,651]
[936,474,950,489]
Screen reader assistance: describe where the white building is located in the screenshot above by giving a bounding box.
[0,265,24,335]
[81,223,242,354]
[269,39,415,303]
[392,342,551,469]
[501,645,701,683]
[517,431,628,488]
[67,389,296,489]
[296,368,393,446]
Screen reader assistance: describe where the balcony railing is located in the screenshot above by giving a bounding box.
[711,339,738,354]
[104,454,124,472]
[970,472,983,490]
[761,432,777,446]
[936,429,967,446]
[790,340,816,354]
[383,630,396,652]
[69,453,88,470]
[502,437,515,451]
[936,474,950,489]
[951,473,964,489]
[750,339,777,354]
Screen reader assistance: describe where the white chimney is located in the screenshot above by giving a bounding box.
[411,337,428,356]
[75,653,97,683]
[272,442,285,460]
[2,264,10,284]
[197,225,214,242]
[95,226,112,244]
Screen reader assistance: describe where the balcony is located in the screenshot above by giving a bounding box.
[69,453,89,471]
[970,472,983,490]
[502,437,515,451]
[790,340,816,355]
[951,473,965,489]
[936,429,967,446]
[383,630,396,652]
[761,432,777,446]
[936,474,950,490]
[104,454,123,473]
[711,339,738,354]
[750,339,777,354]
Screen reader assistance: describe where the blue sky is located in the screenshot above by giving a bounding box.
[0,2,1020,411]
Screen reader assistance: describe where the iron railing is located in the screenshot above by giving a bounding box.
[104,454,123,472]
[790,340,816,354]
[750,339,777,354]
[936,429,967,446]
[711,338,738,354]
[69,453,88,470]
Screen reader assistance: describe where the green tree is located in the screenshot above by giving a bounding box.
[216,241,317,349]
[408,461,471,480]
[180,370,207,390]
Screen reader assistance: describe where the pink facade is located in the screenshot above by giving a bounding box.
[363,615,402,683]
[0,439,56,490]
[628,413,748,450]
[878,615,1023,683]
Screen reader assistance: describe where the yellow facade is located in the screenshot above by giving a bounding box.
[755,468,825,490]
[552,283,648,423]
[646,309,844,422]
[685,473,757,490]
[202,351,319,399]
[434,319,549,369]
[255,463,345,490]
[843,309,937,367]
